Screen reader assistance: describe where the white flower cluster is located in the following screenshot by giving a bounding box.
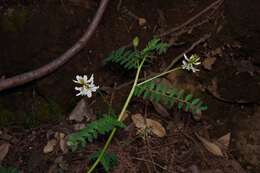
[73,74,99,97]
[182,54,201,73]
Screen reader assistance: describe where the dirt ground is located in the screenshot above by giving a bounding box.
[0,0,260,172]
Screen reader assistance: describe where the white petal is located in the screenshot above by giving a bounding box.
[73,80,80,84]
[76,92,82,96]
[86,90,92,98]
[76,75,83,81]
[81,91,87,96]
[182,62,188,69]
[87,74,94,83]
[191,67,199,73]
[91,86,99,92]
[73,75,83,84]
[75,87,82,91]
[184,54,189,61]
[83,75,88,82]
[89,83,96,88]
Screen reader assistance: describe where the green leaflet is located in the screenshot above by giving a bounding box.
[89,150,118,172]
[67,115,126,151]
[104,38,169,70]
[134,81,208,115]
[142,38,169,55]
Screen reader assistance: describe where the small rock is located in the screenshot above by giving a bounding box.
[69,99,95,122]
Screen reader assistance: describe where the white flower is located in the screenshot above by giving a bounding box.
[73,74,99,97]
[181,54,201,73]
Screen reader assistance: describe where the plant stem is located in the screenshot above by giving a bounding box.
[117,58,146,121]
[137,67,181,86]
[87,128,117,173]
[87,57,146,173]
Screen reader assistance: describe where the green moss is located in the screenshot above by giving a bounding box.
[24,98,63,128]
[0,96,63,128]
[0,108,16,126]
[1,6,30,33]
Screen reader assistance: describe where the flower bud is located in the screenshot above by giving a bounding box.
[133,36,140,48]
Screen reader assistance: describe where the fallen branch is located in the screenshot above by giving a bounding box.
[0,0,109,92]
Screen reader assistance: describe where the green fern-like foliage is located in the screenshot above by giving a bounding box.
[104,38,169,70]
[142,38,169,55]
[134,81,208,114]
[67,115,126,151]
[104,48,140,70]
[89,150,117,172]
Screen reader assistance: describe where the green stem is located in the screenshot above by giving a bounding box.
[137,67,181,86]
[87,57,146,173]
[117,58,146,121]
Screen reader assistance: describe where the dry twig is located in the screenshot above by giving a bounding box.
[132,157,167,170]
[156,0,223,37]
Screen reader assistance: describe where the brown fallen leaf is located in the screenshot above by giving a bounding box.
[146,119,166,137]
[59,133,68,154]
[0,142,10,162]
[138,17,146,26]
[53,132,68,154]
[203,57,216,70]
[131,114,145,129]
[217,133,231,148]
[131,114,166,137]
[195,133,224,157]
[43,139,57,153]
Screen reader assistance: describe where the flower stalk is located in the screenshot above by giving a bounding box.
[87,57,146,173]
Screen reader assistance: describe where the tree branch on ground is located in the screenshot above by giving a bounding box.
[0,0,109,92]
